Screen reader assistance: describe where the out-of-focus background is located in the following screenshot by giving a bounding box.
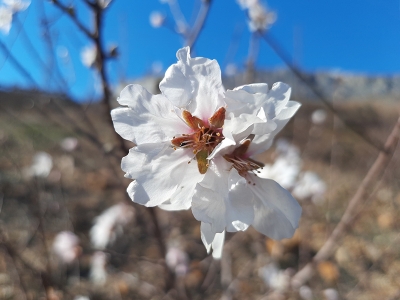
[1,1,400,299]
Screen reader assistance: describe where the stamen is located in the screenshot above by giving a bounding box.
[170,108,226,174]
[223,138,264,180]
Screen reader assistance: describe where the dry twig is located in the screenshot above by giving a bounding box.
[291,117,400,288]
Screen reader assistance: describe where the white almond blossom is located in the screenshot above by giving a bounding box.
[60,137,79,152]
[90,203,135,249]
[97,0,111,9]
[112,47,302,258]
[24,151,53,178]
[0,6,12,34]
[311,109,327,125]
[258,262,291,292]
[165,246,189,276]
[237,0,276,32]
[81,45,97,68]
[0,0,30,35]
[258,139,302,189]
[3,0,30,12]
[149,11,165,28]
[323,288,339,300]
[112,47,228,211]
[292,171,327,204]
[52,231,80,264]
[192,83,302,257]
[90,251,107,285]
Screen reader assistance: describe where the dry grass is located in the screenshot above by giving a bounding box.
[0,90,399,299]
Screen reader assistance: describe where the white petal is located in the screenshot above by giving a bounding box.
[250,175,302,239]
[211,230,225,259]
[263,82,291,118]
[272,100,301,133]
[200,222,226,259]
[246,101,300,156]
[192,184,227,233]
[112,85,187,144]
[159,47,225,120]
[225,171,254,232]
[209,113,267,160]
[192,158,254,233]
[159,161,205,210]
[225,88,264,116]
[235,83,269,94]
[160,62,194,108]
[123,144,199,207]
[200,222,214,253]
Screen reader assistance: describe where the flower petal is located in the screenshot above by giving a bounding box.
[159,47,225,120]
[112,84,187,144]
[200,222,225,259]
[250,175,302,239]
[192,157,254,233]
[123,144,199,207]
[159,161,205,210]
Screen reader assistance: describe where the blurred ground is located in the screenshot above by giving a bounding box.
[0,89,400,300]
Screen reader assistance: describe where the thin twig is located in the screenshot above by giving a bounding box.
[14,16,67,92]
[0,40,38,87]
[291,117,400,288]
[37,0,71,94]
[186,0,212,49]
[91,4,129,153]
[51,0,93,39]
[257,31,386,153]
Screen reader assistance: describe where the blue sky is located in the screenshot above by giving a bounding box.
[1,0,400,101]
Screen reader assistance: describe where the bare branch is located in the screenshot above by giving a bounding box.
[291,116,400,288]
[51,0,93,39]
[0,40,39,87]
[258,30,387,153]
[186,0,213,49]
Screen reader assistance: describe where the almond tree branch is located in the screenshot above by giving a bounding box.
[51,0,93,39]
[257,30,386,153]
[186,0,212,49]
[0,40,38,87]
[89,3,175,291]
[291,116,400,288]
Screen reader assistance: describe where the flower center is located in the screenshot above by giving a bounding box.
[223,137,264,180]
[171,107,226,174]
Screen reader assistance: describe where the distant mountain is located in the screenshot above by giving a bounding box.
[223,69,400,102]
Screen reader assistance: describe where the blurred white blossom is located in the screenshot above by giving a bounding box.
[24,151,53,178]
[224,63,238,77]
[0,6,12,34]
[311,109,327,125]
[90,203,135,249]
[151,61,163,75]
[60,137,78,152]
[74,296,90,300]
[97,0,111,9]
[323,288,339,300]
[292,171,327,204]
[258,262,290,293]
[299,285,313,300]
[237,0,276,32]
[165,246,189,276]
[90,251,107,285]
[52,231,80,264]
[149,11,165,28]
[81,45,97,68]
[258,156,301,190]
[3,0,30,12]
[237,0,258,9]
